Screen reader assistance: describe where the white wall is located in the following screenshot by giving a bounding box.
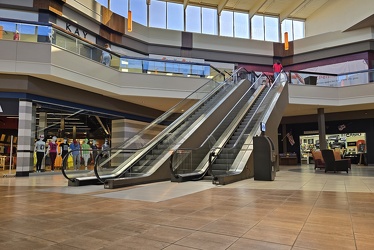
[65,0,102,23]
[306,0,374,36]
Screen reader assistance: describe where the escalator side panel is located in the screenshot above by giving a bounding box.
[104,80,252,189]
[214,83,289,185]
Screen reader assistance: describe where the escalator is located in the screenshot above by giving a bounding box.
[170,73,288,185]
[63,68,254,187]
[170,73,266,182]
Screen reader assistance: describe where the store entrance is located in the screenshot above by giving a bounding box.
[300,133,367,165]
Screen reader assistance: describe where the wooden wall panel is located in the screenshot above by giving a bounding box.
[33,0,65,16]
[101,6,125,35]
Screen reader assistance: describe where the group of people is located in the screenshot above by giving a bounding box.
[34,136,109,172]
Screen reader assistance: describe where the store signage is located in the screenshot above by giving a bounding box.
[346,133,362,137]
[303,130,319,135]
[0,99,19,115]
[56,19,96,43]
[66,23,88,38]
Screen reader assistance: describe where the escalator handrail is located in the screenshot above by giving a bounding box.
[171,72,261,154]
[213,71,285,151]
[169,69,262,178]
[90,72,238,182]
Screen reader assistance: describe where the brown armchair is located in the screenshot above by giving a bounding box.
[333,150,351,169]
[321,149,349,173]
[311,150,325,169]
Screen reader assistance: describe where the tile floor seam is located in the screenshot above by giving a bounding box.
[291,187,323,250]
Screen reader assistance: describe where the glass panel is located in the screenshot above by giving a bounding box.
[186,5,201,33]
[293,20,305,40]
[93,75,228,183]
[18,23,37,42]
[251,15,264,40]
[38,25,52,43]
[132,0,147,26]
[281,19,293,42]
[167,2,183,31]
[220,10,233,37]
[234,12,249,39]
[150,0,166,29]
[96,0,108,7]
[264,16,279,42]
[0,21,17,40]
[202,7,217,35]
[110,0,128,17]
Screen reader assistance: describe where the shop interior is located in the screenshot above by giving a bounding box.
[0,101,123,172]
[300,133,367,165]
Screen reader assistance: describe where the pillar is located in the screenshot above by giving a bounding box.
[317,108,327,150]
[16,100,35,176]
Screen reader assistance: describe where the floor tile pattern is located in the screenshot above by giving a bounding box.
[0,165,373,249]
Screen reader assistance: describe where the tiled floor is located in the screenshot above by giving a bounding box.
[0,164,373,249]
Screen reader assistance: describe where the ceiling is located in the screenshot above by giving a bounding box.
[174,0,330,21]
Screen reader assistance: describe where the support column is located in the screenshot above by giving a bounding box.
[16,100,35,176]
[318,108,327,150]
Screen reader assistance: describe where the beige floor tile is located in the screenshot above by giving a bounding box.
[135,225,193,243]
[302,222,353,237]
[355,233,374,250]
[99,235,170,249]
[199,219,254,237]
[294,231,356,250]
[175,231,238,250]
[227,238,292,250]
[242,224,300,245]
[162,215,215,230]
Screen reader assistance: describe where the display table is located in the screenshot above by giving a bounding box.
[344,154,359,164]
[279,153,298,165]
[357,153,368,166]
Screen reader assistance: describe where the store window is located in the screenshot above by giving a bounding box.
[300,133,366,164]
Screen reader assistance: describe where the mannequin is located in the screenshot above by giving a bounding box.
[91,139,98,164]
[47,136,58,172]
[81,139,92,170]
[34,135,46,172]
[69,139,81,170]
[101,139,110,168]
[59,138,70,169]
[101,139,110,157]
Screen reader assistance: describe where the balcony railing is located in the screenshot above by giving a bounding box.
[0,20,224,80]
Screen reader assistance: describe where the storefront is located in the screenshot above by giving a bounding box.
[300,133,367,165]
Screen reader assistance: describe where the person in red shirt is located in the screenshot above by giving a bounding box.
[273,60,283,82]
[13,30,20,40]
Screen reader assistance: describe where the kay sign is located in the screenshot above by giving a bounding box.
[56,19,96,43]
